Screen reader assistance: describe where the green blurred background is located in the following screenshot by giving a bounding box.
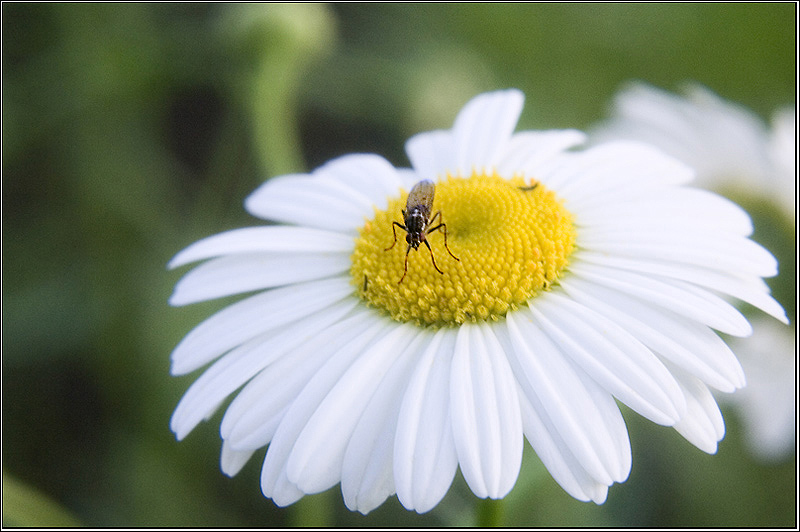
[2,3,795,527]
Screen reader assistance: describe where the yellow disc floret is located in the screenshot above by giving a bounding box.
[350,171,576,327]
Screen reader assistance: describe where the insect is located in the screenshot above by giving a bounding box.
[518,183,538,191]
[384,180,460,284]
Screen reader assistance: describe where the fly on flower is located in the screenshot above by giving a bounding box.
[384,179,460,283]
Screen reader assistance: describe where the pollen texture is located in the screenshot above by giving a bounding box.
[350,172,576,327]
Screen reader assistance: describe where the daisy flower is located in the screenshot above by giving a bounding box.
[592,82,795,461]
[168,89,787,514]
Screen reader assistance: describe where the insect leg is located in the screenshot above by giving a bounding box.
[398,245,411,284]
[440,222,459,261]
[423,239,445,275]
[385,221,406,251]
[427,213,459,262]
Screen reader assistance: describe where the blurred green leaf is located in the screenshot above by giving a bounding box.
[3,472,82,527]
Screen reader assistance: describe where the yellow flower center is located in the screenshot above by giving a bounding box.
[350,171,576,327]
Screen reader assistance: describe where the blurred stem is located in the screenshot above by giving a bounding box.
[289,491,335,527]
[250,61,305,176]
[224,4,335,177]
[476,497,505,527]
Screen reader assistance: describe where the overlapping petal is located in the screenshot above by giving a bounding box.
[341,330,430,513]
[573,188,755,237]
[573,252,786,324]
[394,329,459,513]
[502,311,631,485]
[170,277,354,374]
[496,130,587,177]
[529,292,687,426]
[569,262,752,337]
[517,391,610,503]
[245,154,402,231]
[260,317,393,506]
[220,309,379,450]
[536,141,694,206]
[170,298,356,440]
[406,89,524,178]
[668,366,726,454]
[560,277,745,392]
[450,323,523,499]
[285,322,418,495]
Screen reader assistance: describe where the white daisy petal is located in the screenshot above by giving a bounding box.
[450,89,524,173]
[168,226,354,269]
[497,130,587,178]
[395,328,459,513]
[405,130,455,181]
[450,323,523,499]
[286,323,419,494]
[342,330,430,514]
[170,253,350,304]
[503,311,630,484]
[221,309,378,450]
[260,317,392,502]
[574,187,754,237]
[669,365,726,454]
[570,262,752,336]
[574,251,787,324]
[561,277,745,391]
[579,228,777,278]
[517,388,610,504]
[314,154,406,211]
[395,167,426,190]
[529,292,686,426]
[244,173,370,232]
[538,141,694,201]
[170,298,356,440]
[220,440,256,477]
[680,395,726,455]
[571,362,633,481]
[262,467,304,508]
[170,277,354,374]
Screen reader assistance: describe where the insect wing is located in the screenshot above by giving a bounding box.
[406,180,435,212]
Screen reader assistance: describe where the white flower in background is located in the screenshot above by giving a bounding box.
[591,82,796,221]
[726,317,796,461]
[767,106,797,221]
[168,89,787,514]
[592,82,795,461]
